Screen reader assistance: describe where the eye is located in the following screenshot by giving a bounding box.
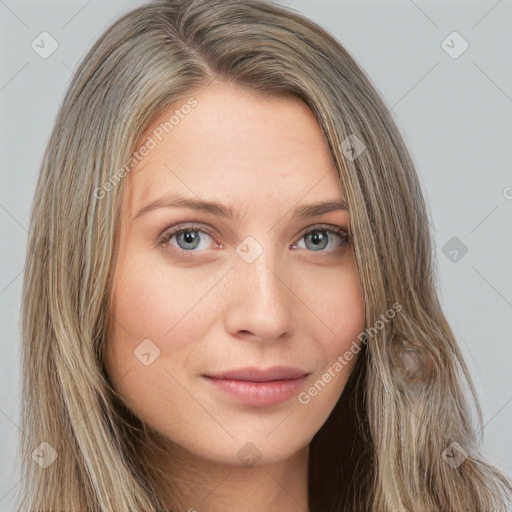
[158,223,350,256]
[158,223,216,255]
[292,224,350,252]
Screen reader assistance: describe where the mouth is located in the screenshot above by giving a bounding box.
[203,365,311,382]
[202,366,311,407]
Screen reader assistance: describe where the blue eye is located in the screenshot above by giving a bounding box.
[158,224,216,257]
[294,226,349,252]
[162,226,213,251]
[158,223,350,256]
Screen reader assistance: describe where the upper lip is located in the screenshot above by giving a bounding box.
[204,366,311,382]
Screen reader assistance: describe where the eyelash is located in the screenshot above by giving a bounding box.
[158,222,350,257]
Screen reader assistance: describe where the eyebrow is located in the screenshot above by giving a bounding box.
[134,194,348,221]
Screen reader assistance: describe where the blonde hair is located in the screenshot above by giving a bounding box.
[19,0,512,510]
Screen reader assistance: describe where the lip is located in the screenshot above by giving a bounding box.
[204,365,310,382]
[202,366,311,407]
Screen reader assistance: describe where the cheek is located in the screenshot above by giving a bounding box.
[305,259,365,350]
[104,258,245,462]
[299,262,365,395]
[105,252,224,406]
[108,253,219,348]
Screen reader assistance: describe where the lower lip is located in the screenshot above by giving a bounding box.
[202,375,309,407]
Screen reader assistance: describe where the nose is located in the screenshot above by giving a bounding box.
[223,242,297,343]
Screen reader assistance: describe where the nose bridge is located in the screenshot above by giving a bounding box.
[236,233,289,302]
[226,233,295,339]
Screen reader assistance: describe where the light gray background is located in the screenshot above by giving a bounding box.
[1,1,511,509]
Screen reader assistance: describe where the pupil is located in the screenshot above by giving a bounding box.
[309,231,327,250]
[180,230,199,249]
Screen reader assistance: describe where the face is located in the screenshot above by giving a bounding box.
[106,81,365,467]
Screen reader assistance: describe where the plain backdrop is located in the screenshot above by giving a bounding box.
[1,1,511,509]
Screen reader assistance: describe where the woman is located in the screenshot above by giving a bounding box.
[19,0,512,510]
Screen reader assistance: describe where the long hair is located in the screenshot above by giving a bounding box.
[18,0,512,510]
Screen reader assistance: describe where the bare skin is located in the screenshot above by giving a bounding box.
[106,81,365,512]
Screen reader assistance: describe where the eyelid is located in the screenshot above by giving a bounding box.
[159,222,217,241]
[299,223,349,237]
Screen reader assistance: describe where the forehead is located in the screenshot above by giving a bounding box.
[123,82,343,220]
